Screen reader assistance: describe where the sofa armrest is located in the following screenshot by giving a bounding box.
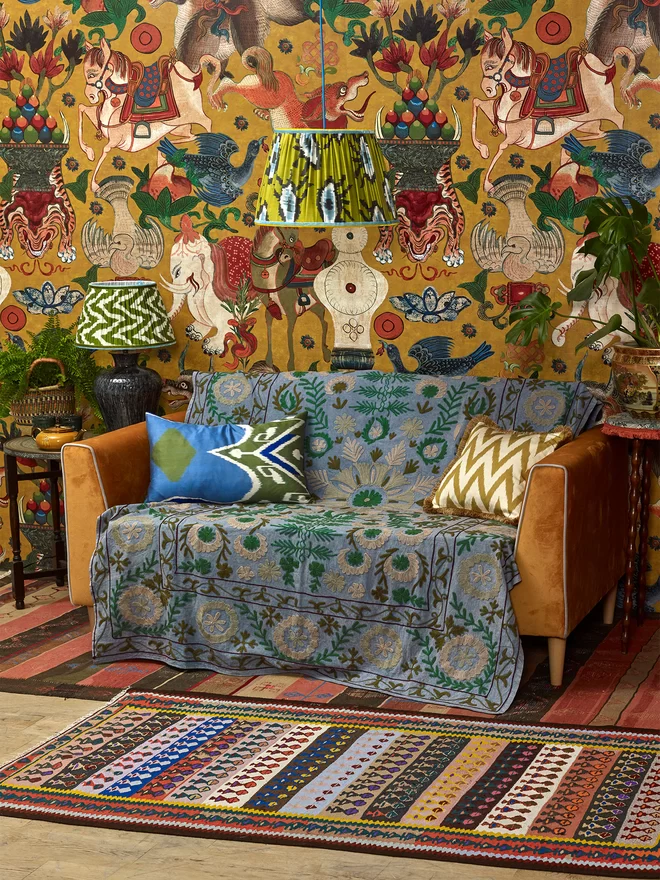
[512,426,628,638]
[61,410,186,607]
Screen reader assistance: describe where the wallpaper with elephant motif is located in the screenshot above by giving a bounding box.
[0,0,658,600]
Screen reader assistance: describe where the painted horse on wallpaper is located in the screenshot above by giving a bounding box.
[250,226,334,370]
[586,0,660,107]
[79,40,212,192]
[472,29,624,191]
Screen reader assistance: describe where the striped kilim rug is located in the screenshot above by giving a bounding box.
[0,690,659,875]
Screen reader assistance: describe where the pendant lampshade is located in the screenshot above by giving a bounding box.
[254,129,397,228]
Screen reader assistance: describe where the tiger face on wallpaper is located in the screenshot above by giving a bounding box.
[0,0,659,591]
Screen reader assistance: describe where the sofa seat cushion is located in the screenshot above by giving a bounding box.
[91,499,523,713]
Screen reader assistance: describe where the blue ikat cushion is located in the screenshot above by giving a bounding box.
[145,413,310,504]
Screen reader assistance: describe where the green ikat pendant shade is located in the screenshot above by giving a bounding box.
[255,130,397,227]
[76,280,175,350]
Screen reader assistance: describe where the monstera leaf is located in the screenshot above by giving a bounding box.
[506,291,562,347]
[390,287,471,323]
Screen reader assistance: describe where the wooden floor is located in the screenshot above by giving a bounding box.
[0,692,615,880]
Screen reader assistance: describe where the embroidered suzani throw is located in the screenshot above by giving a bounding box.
[91,371,601,713]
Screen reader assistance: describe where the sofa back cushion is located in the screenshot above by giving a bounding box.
[186,371,601,508]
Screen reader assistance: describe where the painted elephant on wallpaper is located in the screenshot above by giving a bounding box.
[162,216,258,357]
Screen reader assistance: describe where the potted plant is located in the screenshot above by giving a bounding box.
[506,195,660,417]
[0,316,104,423]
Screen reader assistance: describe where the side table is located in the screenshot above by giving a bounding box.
[602,413,660,652]
[4,436,67,610]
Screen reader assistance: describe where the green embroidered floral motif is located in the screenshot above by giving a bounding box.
[94,371,602,714]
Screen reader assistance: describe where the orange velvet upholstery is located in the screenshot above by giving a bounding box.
[61,411,186,607]
[62,420,628,650]
[512,427,628,638]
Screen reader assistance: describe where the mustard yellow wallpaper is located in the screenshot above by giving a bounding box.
[0,0,658,598]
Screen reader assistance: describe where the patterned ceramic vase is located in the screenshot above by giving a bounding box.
[611,344,660,419]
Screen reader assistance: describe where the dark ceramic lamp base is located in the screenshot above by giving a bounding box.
[95,351,162,432]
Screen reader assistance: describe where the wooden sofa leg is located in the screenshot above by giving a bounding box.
[603,586,617,625]
[87,605,95,631]
[548,637,566,687]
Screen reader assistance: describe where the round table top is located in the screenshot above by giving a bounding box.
[3,435,65,460]
[602,412,660,440]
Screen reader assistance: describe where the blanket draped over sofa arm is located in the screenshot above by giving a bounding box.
[62,411,186,608]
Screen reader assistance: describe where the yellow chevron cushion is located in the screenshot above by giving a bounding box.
[424,417,573,524]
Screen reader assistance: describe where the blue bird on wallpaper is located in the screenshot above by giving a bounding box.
[159,133,266,208]
[389,287,471,324]
[5,333,25,350]
[562,131,660,204]
[378,336,494,376]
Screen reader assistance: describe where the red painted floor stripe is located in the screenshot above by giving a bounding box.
[0,597,77,641]
[617,653,660,730]
[0,632,92,679]
[541,619,660,725]
[77,660,163,688]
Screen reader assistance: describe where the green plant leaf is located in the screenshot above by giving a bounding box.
[638,277,660,309]
[131,191,158,214]
[65,170,91,204]
[567,268,598,302]
[170,195,200,216]
[0,170,13,203]
[576,314,622,351]
[80,11,114,26]
[455,168,484,204]
[506,291,561,346]
[458,269,488,304]
[72,264,98,291]
[339,2,372,16]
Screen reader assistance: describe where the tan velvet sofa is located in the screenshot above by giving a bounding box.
[62,411,628,687]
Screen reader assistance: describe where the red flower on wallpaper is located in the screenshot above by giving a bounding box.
[29,42,64,78]
[223,317,259,370]
[375,40,413,73]
[0,49,23,83]
[419,31,457,70]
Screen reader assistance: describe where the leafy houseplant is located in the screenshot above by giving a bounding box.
[0,316,104,420]
[506,195,660,417]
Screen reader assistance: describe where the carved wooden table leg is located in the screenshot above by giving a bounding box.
[5,453,25,610]
[622,438,643,652]
[638,442,652,625]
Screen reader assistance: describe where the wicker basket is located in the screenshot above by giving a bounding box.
[9,358,76,426]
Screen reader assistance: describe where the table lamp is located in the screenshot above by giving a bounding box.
[76,279,175,431]
[254,0,397,369]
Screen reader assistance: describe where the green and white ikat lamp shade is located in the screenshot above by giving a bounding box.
[76,279,175,432]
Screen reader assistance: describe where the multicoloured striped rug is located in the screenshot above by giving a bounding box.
[3,577,660,727]
[0,690,659,875]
